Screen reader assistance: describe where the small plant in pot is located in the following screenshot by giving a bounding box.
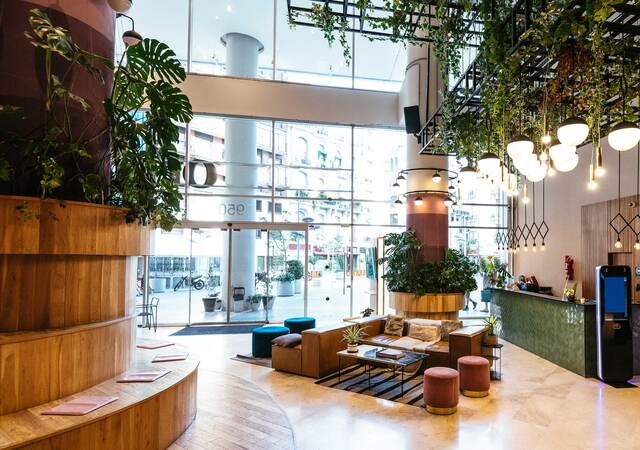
[483,315,500,346]
[255,272,275,310]
[202,287,220,313]
[287,259,304,294]
[342,325,366,353]
[275,272,295,297]
[247,295,261,312]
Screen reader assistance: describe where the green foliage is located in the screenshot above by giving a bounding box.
[342,325,366,345]
[479,256,511,288]
[286,260,305,280]
[106,38,192,229]
[274,272,295,283]
[0,9,192,231]
[483,315,500,335]
[379,231,479,296]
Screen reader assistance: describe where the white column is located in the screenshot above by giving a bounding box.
[220,33,264,309]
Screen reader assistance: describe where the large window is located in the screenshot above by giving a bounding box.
[117,0,406,92]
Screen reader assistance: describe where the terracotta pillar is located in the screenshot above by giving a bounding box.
[0,0,115,196]
[402,39,449,262]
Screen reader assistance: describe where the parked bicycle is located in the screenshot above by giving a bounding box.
[173,274,205,291]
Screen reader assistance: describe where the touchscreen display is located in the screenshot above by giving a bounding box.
[603,275,627,315]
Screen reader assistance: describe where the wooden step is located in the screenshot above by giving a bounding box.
[0,344,199,450]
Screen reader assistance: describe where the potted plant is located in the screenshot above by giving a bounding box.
[483,315,500,346]
[202,291,219,313]
[275,272,295,297]
[342,325,366,353]
[246,295,261,312]
[255,272,275,310]
[287,260,304,294]
[478,256,511,311]
[379,231,478,319]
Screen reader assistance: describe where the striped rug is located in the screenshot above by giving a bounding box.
[315,363,425,408]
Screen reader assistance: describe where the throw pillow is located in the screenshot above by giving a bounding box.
[271,333,302,348]
[408,323,441,342]
[384,315,405,336]
[440,320,463,341]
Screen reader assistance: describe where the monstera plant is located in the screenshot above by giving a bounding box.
[0,9,192,230]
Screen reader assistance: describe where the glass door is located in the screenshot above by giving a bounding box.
[189,228,227,324]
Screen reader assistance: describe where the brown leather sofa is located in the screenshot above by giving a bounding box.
[272,316,486,379]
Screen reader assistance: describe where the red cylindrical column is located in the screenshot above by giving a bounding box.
[0,0,115,196]
[406,192,449,262]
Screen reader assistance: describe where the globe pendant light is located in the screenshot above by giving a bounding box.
[557,116,589,146]
[459,166,478,184]
[443,196,454,208]
[108,0,132,12]
[122,29,143,46]
[549,140,575,162]
[432,171,442,183]
[477,152,501,173]
[507,134,534,161]
[554,151,579,172]
[526,161,548,182]
[608,121,640,151]
[414,196,423,206]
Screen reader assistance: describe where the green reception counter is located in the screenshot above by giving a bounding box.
[490,288,597,377]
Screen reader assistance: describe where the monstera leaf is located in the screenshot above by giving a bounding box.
[126,39,186,84]
[145,81,193,123]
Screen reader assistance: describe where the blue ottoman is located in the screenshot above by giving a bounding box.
[252,326,290,358]
[283,317,316,335]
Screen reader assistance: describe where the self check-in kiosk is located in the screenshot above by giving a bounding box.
[595,265,634,382]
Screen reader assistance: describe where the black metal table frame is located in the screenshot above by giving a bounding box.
[337,351,428,396]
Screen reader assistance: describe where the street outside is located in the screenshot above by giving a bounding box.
[140,274,488,326]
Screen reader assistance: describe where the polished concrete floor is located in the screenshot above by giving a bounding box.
[141,327,640,450]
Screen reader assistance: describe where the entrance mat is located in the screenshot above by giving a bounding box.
[315,364,425,408]
[231,353,272,368]
[170,324,259,336]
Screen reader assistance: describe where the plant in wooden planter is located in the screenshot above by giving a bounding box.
[379,230,478,319]
[0,9,192,230]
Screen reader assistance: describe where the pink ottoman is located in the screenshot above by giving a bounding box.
[423,367,459,415]
[458,355,490,398]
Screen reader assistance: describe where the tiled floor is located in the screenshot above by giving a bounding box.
[141,327,640,450]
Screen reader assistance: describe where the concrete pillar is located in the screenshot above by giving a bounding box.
[220,33,263,308]
[403,42,449,262]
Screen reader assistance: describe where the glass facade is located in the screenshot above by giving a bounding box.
[116,0,407,91]
[144,116,407,325]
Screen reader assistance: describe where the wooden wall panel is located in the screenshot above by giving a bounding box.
[0,196,150,256]
[581,194,640,302]
[0,317,135,415]
[0,255,136,332]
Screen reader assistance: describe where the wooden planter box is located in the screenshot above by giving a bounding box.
[389,291,465,320]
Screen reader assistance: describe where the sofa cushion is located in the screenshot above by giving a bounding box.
[272,333,302,348]
[408,323,441,342]
[388,336,423,350]
[362,334,401,347]
[384,315,405,336]
[414,340,450,353]
[440,320,463,341]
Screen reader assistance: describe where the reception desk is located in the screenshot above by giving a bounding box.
[490,288,597,377]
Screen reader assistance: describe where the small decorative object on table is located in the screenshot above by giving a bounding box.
[342,325,366,353]
[482,315,500,346]
[361,307,375,318]
[376,348,405,359]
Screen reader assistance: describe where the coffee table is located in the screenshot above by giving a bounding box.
[337,345,429,395]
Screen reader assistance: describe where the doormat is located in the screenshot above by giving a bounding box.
[170,324,259,336]
[231,353,272,368]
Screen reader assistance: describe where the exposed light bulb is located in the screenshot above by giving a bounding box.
[547,166,556,177]
[532,243,537,253]
[541,134,552,145]
[595,166,605,178]
[522,196,530,204]
[614,238,623,249]
[541,242,546,251]
[588,180,598,190]
[634,240,640,250]
[588,163,598,190]
[523,243,528,252]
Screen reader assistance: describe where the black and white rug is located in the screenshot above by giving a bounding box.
[231,353,272,368]
[315,364,425,408]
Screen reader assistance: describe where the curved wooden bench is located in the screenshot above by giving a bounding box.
[0,346,199,450]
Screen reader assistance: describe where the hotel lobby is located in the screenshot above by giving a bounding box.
[1,0,640,449]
